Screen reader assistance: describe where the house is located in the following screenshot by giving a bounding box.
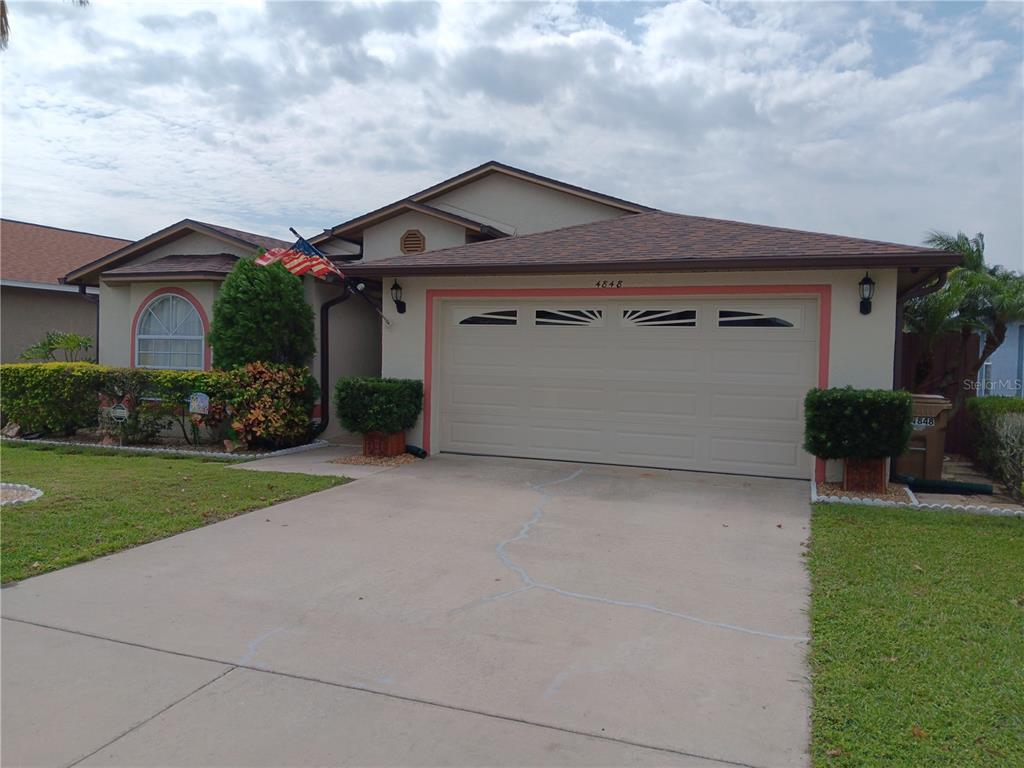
[62,218,381,438]
[977,322,1023,398]
[64,161,959,478]
[0,220,130,363]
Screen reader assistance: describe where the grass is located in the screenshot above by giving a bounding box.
[808,503,1024,766]
[0,442,345,583]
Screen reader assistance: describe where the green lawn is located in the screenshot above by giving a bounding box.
[0,442,345,583]
[809,503,1024,766]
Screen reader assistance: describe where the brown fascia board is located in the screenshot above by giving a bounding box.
[343,251,963,278]
[100,272,229,283]
[65,219,263,285]
[312,201,493,244]
[409,161,655,214]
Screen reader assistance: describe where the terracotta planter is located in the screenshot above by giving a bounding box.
[843,457,888,494]
[362,431,405,457]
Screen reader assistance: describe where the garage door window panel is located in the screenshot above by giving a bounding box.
[717,309,799,328]
[457,310,519,326]
[622,309,697,327]
[535,309,604,327]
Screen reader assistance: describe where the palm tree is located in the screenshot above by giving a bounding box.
[905,230,1024,408]
[1,0,89,50]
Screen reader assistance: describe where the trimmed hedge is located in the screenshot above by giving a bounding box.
[804,387,913,460]
[335,377,423,435]
[0,362,104,434]
[0,362,318,448]
[967,396,1024,471]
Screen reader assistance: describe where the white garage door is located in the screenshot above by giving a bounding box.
[437,297,819,479]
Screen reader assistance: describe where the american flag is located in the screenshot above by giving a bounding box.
[255,233,344,280]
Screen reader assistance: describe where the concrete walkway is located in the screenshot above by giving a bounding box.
[230,443,398,480]
[2,455,811,767]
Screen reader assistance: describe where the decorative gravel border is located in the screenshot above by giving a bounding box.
[1,436,330,462]
[810,479,1024,517]
[0,482,44,505]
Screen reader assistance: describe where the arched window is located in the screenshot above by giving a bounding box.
[135,294,205,370]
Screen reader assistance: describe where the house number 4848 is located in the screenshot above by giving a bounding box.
[594,280,623,288]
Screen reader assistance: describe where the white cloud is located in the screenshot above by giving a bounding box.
[1,0,1020,270]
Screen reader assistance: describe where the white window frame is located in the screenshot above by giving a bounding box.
[135,294,205,371]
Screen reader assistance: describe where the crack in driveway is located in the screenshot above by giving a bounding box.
[486,466,810,643]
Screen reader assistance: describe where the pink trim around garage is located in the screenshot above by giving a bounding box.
[423,284,832,482]
[130,287,212,370]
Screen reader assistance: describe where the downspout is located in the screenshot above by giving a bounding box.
[77,284,100,362]
[893,268,949,390]
[314,281,353,436]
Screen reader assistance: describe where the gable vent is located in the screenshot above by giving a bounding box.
[400,229,426,254]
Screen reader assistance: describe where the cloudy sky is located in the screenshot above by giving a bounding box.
[2,1,1021,268]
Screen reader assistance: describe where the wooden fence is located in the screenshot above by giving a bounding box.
[899,332,981,455]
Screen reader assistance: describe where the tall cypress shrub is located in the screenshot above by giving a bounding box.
[209,258,315,369]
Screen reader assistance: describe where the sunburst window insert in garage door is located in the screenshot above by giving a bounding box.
[622,309,697,327]
[457,310,519,326]
[535,309,604,326]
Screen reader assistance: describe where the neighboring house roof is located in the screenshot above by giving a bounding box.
[101,254,239,280]
[0,219,130,286]
[344,211,962,277]
[312,160,653,244]
[65,219,290,285]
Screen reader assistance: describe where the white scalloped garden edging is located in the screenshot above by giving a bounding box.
[0,482,44,505]
[1,436,329,461]
[810,479,1023,517]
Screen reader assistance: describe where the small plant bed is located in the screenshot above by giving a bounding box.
[329,452,418,468]
[811,479,1023,516]
[808,503,1024,766]
[816,481,913,504]
[0,483,44,505]
[2,433,328,461]
[0,442,345,583]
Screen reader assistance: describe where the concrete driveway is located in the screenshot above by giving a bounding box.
[2,455,811,767]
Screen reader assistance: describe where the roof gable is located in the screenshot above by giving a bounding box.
[410,161,654,213]
[65,219,290,285]
[0,219,130,285]
[312,161,652,246]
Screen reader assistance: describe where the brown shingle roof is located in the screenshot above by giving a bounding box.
[102,253,238,278]
[344,211,961,277]
[65,219,291,285]
[0,219,131,284]
[194,221,291,252]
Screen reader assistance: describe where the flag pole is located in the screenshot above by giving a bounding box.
[288,227,393,328]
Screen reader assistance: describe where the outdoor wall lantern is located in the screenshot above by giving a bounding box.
[859,272,875,315]
[391,280,406,314]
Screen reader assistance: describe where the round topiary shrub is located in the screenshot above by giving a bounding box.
[209,258,315,369]
[334,377,423,435]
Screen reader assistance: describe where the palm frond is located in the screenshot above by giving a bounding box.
[1,0,10,51]
[924,229,985,272]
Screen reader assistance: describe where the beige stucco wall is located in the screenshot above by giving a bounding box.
[362,212,467,262]
[378,268,899,476]
[306,279,382,442]
[127,232,255,268]
[1,286,98,363]
[358,174,634,262]
[429,173,630,235]
[98,280,222,367]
